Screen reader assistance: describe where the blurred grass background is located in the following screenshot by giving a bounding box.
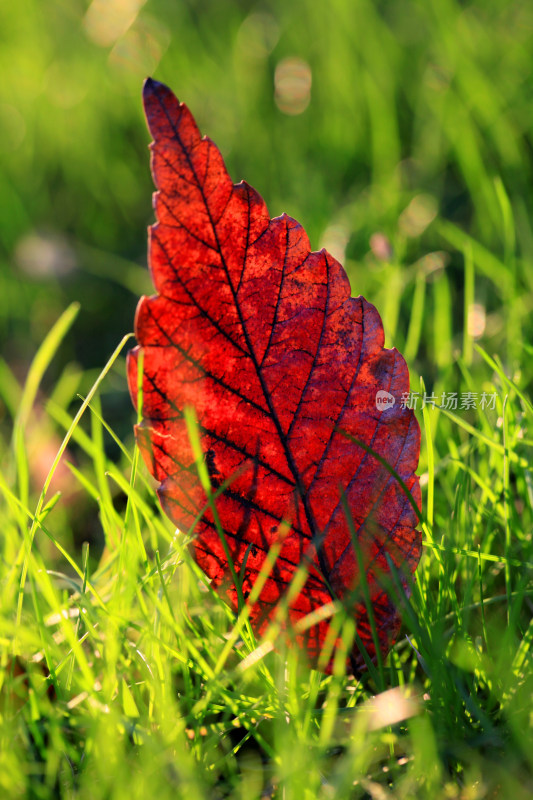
[3,0,533,375]
[2,2,533,798]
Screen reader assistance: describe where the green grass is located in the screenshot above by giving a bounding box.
[1,296,532,800]
[2,0,533,797]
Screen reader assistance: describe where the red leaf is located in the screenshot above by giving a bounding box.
[127,78,422,671]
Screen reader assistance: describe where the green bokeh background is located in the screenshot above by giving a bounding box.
[2,0,532,461]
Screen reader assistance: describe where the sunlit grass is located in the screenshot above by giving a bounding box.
[1,0,533,797]
[1,220,532,799]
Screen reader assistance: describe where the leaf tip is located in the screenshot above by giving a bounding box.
[143,76,169,100]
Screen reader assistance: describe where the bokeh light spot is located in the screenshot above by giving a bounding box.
[108,17,169,76]
[321,224,350,263]
[83,0,146,48]
[398,194,438,237]
[364,686,419,731]
[236,12,279,61]
[468,302,486,339]
[274,57,312,115]
[370,232,394,262]
[15,233,76,279]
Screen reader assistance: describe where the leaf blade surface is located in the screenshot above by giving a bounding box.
[128,78,422,669]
